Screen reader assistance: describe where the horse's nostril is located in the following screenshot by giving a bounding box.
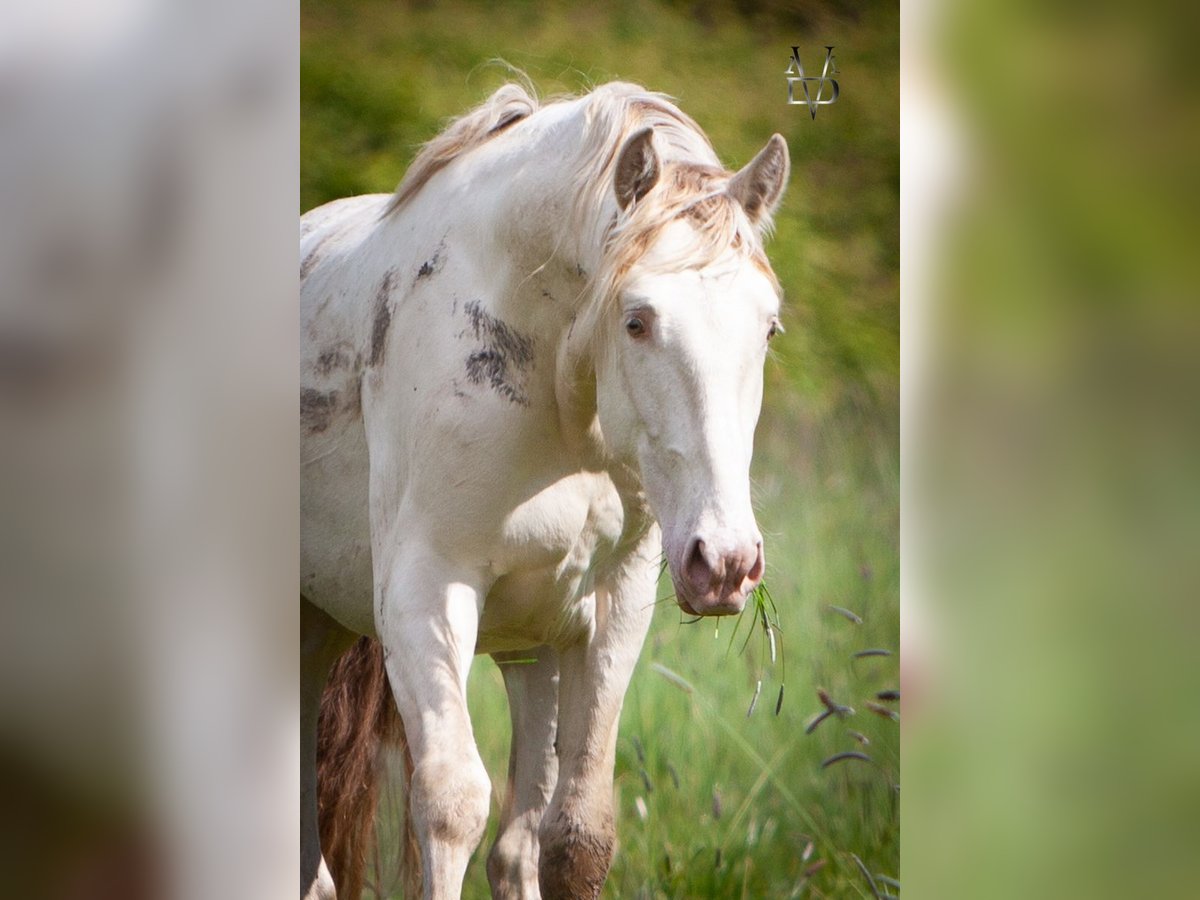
[746,542,765,586]
[684,536,763,603]
[685,537,712,591]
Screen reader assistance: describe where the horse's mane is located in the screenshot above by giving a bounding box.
[383,80,777,301]
[382,82,538,217]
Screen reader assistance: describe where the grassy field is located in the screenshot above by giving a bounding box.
[302,0,898,895]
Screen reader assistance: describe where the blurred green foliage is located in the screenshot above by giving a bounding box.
[904,2,1200,899]
[303,0,898,895]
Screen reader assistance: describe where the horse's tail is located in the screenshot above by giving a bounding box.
[317,636,415,899]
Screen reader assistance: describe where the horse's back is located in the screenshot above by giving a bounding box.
[300,194,391,636]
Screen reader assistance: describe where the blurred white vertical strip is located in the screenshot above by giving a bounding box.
[0,0,297,897]
[133,2,299,898]
[899,0,963,710]
[905,1,1200,895]
[900,4,967,897]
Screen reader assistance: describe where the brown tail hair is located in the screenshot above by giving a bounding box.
[317,636,414,899]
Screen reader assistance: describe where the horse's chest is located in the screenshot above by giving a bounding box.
[476,473,627,654]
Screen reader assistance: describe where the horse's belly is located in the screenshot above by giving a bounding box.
[301,419,376,636]
[476,569,596,655]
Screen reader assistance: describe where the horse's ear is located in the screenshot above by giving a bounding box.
[727,134,790,226]
[614,127,660,210]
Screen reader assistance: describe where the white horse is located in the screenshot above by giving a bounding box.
[301,81,789,900]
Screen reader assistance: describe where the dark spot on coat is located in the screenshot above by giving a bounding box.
[466,350,521,403]
[315,345,352,376]
[300,228,339,282]
[343,378,362,417]
[413,239,447,285]
[300,388,338,434]
[369,270,396,367]
[461,300,535,406]
[300,248,320,282]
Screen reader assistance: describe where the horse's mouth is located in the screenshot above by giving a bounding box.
[665,533,763,618]
[676,593,747,618]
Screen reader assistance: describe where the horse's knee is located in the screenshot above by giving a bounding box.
[410,754,492,851]
[538,812,615,900]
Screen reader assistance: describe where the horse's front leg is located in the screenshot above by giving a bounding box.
[487,646,560,899]
[538,549,658,900]
[376,542,492,900]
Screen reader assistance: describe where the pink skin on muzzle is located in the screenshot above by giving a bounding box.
[671,534,765,616]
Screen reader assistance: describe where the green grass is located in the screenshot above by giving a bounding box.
[304,0,898,895]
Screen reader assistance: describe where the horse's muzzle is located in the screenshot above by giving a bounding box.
[674,536,764,616]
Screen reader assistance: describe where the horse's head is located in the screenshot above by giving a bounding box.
[594,128,789,616]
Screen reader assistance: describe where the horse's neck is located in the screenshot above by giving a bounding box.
[426,105,614,455]
[385,102,627,488]
[469,119,638,494]
[470,103,610,283]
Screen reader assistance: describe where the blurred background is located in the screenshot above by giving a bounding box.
[302,0,899,896]
[902,1,1200,897]
[1,1,298,899]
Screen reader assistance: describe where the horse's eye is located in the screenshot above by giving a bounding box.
[626,316,646,338]
[767,318,784,341]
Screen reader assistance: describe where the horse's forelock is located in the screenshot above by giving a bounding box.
[591,164,775,308]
